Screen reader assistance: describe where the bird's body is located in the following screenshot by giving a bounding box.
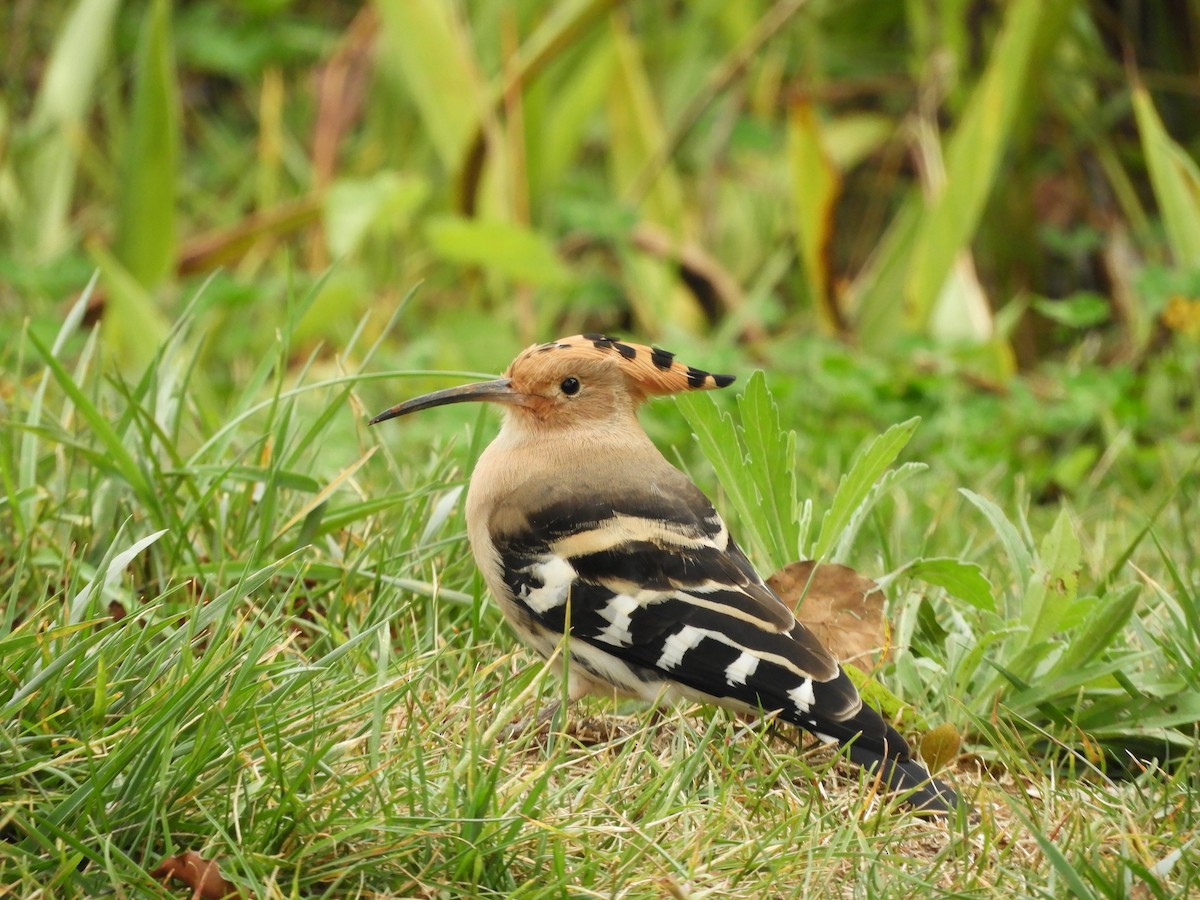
[372,334,959,813]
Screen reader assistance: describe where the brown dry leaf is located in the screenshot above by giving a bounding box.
[150,850,243,900]
[919,722,963,772]
[767,560,886,673]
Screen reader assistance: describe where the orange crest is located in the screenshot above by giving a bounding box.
[509,334,735,399]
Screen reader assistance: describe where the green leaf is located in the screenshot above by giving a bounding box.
[25,327,159,518]
[1008,804,1098,899]
[373,0,485,171]
[906,557,996,613]
[787,100,841,333]
[855,0,1076,349]
[1133,85,1200,266]
[842,663,906,721]
[324,171,430,258]
[960,488,1034,604]
[425,216,573,287]
[1079,689,1200,734]
[674,389,766,561]
[1024,507,1081,646]
[1032,292,1112,329]
[831,462,926,563]
[90,242,173,378]
[606,16,686,232]
[18,0,121,261]
[735,371,801,569]
[1046,585,1141,679]
[113,0,180,290]
[812,417,920,561]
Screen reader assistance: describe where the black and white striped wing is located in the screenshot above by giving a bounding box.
[487,472,863,728]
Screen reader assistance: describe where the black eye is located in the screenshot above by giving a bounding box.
[560,376,581,396]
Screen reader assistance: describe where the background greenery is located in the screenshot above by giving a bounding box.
[1,0,1198,896]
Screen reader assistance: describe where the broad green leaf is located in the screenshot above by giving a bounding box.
[113,0,179,290]
[373,0,485,171]
[607,16,687,233]
[812,417,920,561]
[324,171,430,258]
[1006,655,1141,712]
[906,557,996,613]
[1133,85,1200,266]
[425,216,573,286]
[1080,689,1200,734]
[19,0,121,261]
[787,100,841,333]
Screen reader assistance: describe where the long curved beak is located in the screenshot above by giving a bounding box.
[369,378,527,425]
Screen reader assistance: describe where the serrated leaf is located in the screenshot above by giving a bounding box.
[906,557,996,612]
[736,371,800,569]
[675,389,766,560]
[812,417,920,561]
[831,461,926,563]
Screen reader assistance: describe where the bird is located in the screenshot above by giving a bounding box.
[370,334,960,813]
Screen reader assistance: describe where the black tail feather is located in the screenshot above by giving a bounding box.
[803,707,961,814]
[843,738,960,814]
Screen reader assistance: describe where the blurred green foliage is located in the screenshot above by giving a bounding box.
[2,4,1200,892]
[2,0,1199,373]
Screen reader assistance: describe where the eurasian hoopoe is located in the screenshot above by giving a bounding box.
[371,334,960,813]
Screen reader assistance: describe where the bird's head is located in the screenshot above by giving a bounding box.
[369,334,736,432]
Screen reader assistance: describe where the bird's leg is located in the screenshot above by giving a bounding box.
[497,699,563,742]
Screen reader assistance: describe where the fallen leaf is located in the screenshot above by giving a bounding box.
[919,722,963,772]
[150,850,242,899]
[767,560,886,673]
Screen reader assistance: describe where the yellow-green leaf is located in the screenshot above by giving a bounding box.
[113,0,180,290]
[1133,85,1200,266]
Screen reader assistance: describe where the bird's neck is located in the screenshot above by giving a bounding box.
[466,411,666,533]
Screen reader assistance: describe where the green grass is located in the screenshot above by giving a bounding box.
[1,291,1197,897]
[3,2,1200,893]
